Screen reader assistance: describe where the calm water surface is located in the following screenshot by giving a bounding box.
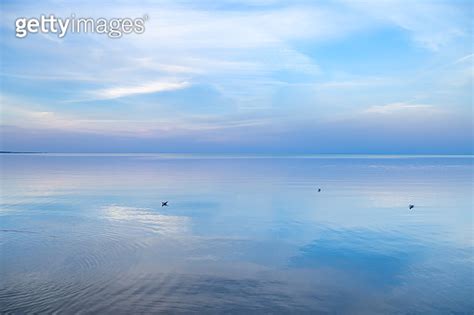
[0,154,473,314]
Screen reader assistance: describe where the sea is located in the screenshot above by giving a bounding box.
[0,154,472,313]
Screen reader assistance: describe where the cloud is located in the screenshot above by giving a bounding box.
[92,80,190,99]
[343,0,470,51]
[102,205,190,235]
[364,103,437,115]
[316,77,394,90]
[453,53,474,65]
[0,94,272,138]
[0,2,359,106]
[0,1,471,154]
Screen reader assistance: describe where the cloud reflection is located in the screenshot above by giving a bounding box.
[102,205,190,235]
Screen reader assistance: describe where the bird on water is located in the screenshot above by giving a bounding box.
[318,188,321,192]
[162,201,168,207]
[409,204,414,210]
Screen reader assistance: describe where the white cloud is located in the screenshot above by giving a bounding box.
[92,80,190,99]
[0,0,470,141]
[0,2,363,105]
[453,53,474,65]
[364,102,436,115]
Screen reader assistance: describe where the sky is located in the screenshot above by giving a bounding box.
[0,0,472,154]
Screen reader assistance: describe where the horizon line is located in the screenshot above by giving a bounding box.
[1,152,473,158]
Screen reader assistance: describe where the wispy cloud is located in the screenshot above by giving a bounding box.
[92,81,190,99]
[315,77,394,90]
[453,53,474,65]
[364,102,437,115]
[0,94,271,138]
[344,0,469,51]
[0,1,471,153]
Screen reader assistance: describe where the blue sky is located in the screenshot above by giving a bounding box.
[0,0,472,153]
